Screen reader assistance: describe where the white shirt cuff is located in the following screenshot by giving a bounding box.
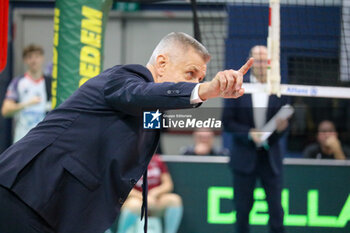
[190,83,204,104]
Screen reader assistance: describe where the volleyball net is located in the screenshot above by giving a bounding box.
[188,0,350,152]
[192,0,350,98]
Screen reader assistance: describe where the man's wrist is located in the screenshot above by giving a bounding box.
[333,150,346,160]
[190,83,204,104]
[332,146,343,155]
[198,82,212,101]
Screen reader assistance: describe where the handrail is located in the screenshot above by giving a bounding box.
[160,155,350,166]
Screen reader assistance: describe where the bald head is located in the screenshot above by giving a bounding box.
[147,32,210,65]
[249,45,268,83]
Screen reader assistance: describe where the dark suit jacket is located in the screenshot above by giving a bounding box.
[222,85,289,175]
[0,64,199,233]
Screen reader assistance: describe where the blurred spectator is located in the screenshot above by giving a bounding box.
[303,120,350,159]
[222,45,290,233]
[181,128,229,156]
[1,44,51,143]
[108,154,183,233]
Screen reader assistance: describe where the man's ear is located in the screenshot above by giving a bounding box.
[155,54,168,77]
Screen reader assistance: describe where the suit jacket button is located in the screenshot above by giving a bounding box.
[119,198,124,204]
[175,90,180,94]
[167,90,172,94]
[130,179,137,185]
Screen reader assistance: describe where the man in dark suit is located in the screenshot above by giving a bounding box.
[0,32,253,233]
[223,46,289,233]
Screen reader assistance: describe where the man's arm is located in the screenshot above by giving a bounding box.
[104,59,253,115]
[1,97,41,117]
[325,136,346,160]
[104,80,200,115]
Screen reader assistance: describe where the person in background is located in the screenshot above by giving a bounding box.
[303,120,350,159]
[222,45,290,233]
[112,154,183,233]
[1,44,51,143]
[181,128,229,156]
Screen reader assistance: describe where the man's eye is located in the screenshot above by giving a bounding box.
[186,72,194,77]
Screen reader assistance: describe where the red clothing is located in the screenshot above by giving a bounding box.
[134,155,168,191]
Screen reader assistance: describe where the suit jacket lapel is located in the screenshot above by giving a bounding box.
[246,94,255,128]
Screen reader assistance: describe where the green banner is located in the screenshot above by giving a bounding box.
[52,0,113,108]
[164,159,350,233]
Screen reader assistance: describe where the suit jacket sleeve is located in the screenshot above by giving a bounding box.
[104,73,199,115]
[222,99,251,133]
[222,98,253,146]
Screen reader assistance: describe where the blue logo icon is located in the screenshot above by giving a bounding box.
[143,110,162,129]
[310,87,318,96]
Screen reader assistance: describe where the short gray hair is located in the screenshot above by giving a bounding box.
[147,32,210,65]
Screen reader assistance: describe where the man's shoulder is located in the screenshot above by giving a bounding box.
[120,64,154,82]
[180,145,195,155]
[102,64,153,82]
[5,75,25,98]
[304,143,319,151]
[8,75,25,86]
[303,143,320,158]
[82,64,151,88]
[212,146,230,156]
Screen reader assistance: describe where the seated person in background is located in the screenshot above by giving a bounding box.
[181,128,229,156]
[115,154,183,233]
[303,120,350,159]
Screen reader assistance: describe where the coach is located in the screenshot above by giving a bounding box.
[0,32,252,233]
[223,46,289,233]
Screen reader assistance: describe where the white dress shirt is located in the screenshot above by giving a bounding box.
[190,83,204,104]
[250,75,269,129]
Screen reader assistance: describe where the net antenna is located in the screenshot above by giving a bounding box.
[267,0,281,96]
[189,0,202,43]
[241,0,350,99]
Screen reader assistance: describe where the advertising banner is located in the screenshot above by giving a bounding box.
[164,157,350,233]
[52,0,112,108]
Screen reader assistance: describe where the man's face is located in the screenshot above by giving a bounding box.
[157,47,208,84]
[317,121,337,146]
[24,51,44,73]
[251,46,268,83]
[194,130,214,146]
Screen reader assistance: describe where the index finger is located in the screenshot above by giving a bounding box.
[238,58,254,75]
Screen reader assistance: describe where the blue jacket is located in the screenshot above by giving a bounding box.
[0,64,199,233]
[222,89,289,175]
